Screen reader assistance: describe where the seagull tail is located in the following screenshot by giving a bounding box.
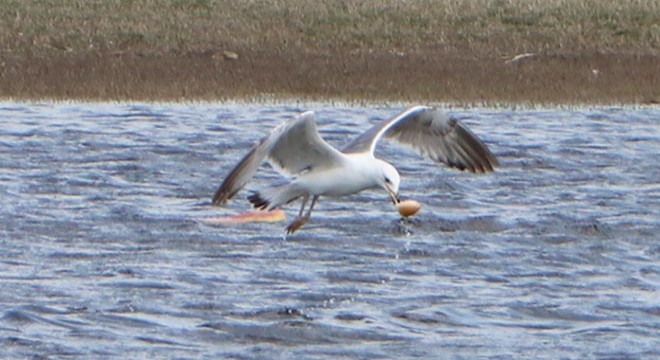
[248,183,305,211]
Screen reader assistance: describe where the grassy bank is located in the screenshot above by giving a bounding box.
[1,0,659,104]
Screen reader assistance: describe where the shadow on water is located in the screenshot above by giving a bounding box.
[0,102,658,359]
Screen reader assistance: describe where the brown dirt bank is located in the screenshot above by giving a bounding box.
[2,49,659,104]
[1,0,659,104]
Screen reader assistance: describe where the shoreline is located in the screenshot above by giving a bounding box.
[2,97,657,111]
[3,50,658,105]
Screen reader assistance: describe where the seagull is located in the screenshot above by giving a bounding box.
[212,105,498,233]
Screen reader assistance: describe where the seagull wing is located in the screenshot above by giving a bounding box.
[343,105,498,173]
[212,111,344,205]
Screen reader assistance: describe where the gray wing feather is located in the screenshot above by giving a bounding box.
[267,112,343,176]
[343,106,498,173]
[212,112,343,205]
[212,134,272,205]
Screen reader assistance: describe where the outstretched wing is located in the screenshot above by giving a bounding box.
[212,111,344,205]
[342,106,498,173]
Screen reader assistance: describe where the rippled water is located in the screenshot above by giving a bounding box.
[0,102,658,359]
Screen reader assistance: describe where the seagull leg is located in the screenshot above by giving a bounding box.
[286,195,319,234]
[305,195,319,218]
[297,194,309,217]
[286,195,309,234]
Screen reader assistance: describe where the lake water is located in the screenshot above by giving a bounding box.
[0,102,658,359]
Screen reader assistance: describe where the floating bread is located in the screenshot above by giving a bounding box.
[396,199,422,217]
[198,209,285,224]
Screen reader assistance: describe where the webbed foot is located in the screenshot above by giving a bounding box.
[286,216,309,234]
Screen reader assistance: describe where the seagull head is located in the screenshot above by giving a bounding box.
[377,160,400,204]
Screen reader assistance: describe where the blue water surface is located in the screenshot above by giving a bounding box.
[0,102,658,359]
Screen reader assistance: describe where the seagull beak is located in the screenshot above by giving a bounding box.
[387,187,400,205]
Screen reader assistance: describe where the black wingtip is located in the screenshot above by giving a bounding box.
[453,123,499,174]
[212,187,239,206]
[212,189,226,206]
[247,191,269,210]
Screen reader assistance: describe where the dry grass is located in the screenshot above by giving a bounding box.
[1,0,659,103]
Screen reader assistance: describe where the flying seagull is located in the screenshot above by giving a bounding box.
[212,105,498,233]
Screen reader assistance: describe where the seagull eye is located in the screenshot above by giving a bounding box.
[384,177,391,184]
